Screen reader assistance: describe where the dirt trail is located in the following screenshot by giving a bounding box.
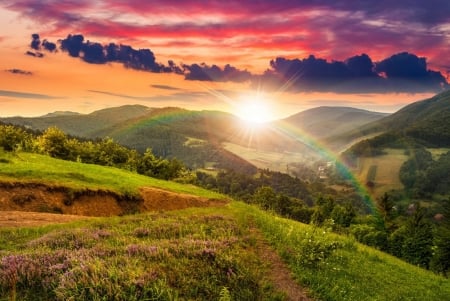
[0,211,92,227]
[252,228,315,301]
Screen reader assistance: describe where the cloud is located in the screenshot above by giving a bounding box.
[30,33,40,50]
[0,90,58,99]
[5,69,33,75]
[57,34,184,73]
[151,85,182,91]
[259,52,449,93]
[183,63,253,82]
[87,90,154,101]
[25,51,44,58]
[5,0,448,77]
[88,89,210,104]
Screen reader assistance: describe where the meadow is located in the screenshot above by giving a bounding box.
[355,148,408,198]
[1,150,450,300]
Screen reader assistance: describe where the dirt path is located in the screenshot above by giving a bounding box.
[0,211,92,227]
[252,228,315,301]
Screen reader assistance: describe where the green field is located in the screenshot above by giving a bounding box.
[427,148,450,160]
[1,150,450,300]
[223,142,318,172]
[356,149,408,198]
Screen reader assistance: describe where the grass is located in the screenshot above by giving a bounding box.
[427,147,450,160]
[1,150,450,300]
[0,207,285,300]
[356,148,408,198]
[2,203,450,300]
[236,202,450,301]
[0,151,224,199]
[223,142,317,173]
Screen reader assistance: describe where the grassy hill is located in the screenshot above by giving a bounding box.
[1,151,450,300]
[0,151,221,199]
[336,90,450,151]
[282,106,388,141]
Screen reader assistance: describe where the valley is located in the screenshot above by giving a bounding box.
[1,90,450,300]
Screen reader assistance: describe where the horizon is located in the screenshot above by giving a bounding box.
[1,1,449,119]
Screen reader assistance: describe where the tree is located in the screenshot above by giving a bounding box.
[37,126,70,158]
[0,125,30,152]
[253,186,277,210]
[401,204,433,268]
[376,193,395,227]
[431,198,450,276]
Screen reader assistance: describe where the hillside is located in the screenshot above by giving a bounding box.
[1,106,311,172]
[1,151,450,300]
[0,105,152,137]
[0,105,388,172]
[336,89,450,151]
[281,106,388,140]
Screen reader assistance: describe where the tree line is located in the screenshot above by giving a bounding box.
[0,124,185,180]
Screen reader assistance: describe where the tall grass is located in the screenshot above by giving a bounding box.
[233,202,450,301]
[0,207,285,300]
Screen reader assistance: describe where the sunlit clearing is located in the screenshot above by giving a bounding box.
[236,93,273,125]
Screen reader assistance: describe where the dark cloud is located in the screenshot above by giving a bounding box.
[183,63,253,82]
[259,53,449,93]
[151,84,182,91]
[30,33,40,50]
[5,69,33,75]
[25,51,44,58]
[25,33,450,93]
[42,40,57,52]
[0,90,58,99]
[58,34,182,73]
[376,52,435,78]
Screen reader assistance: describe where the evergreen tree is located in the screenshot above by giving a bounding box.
[431,198,450,276]
[401,204,433,269]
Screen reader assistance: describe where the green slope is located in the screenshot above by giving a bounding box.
[337,90,450,150]
[1,151,450,300]
[282,106,388,140]
[0,151,222,199]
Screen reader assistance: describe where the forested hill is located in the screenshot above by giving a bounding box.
[0,105,152,137]
[282,106,388,140]
[341,89,450,154]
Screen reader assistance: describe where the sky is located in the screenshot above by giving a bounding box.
[0,0,449,119]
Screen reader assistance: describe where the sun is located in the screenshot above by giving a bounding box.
[235,93,273,124]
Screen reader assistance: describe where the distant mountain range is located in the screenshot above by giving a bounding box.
[3,90,450,170]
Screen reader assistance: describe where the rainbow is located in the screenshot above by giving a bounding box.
[109,103,380,218]
[272,120,378,216]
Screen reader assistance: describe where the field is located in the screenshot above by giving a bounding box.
[1,151,450,300]
[355,149,408,198]
[427,147,450,160]
[223,142,318,173]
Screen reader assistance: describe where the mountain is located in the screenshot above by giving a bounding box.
[0,104,393,172]
[281,106,388,140]
[1,105,151,137]
[40,111,81,117]
[343,89,450,154]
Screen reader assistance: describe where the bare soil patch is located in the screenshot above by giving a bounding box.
[0,182,228,227]
[251,227,314,301]
[0,211,91,227]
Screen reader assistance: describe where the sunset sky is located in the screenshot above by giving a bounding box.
[0,0,449,119]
